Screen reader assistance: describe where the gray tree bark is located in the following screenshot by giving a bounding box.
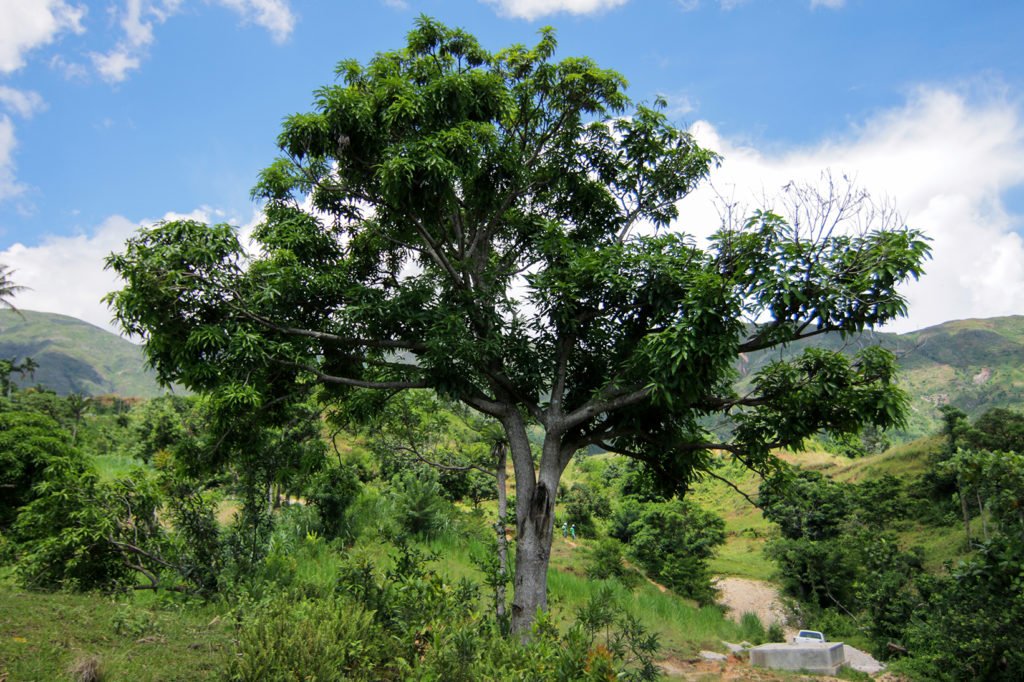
[502,412,570,636]
[494,441,509,624]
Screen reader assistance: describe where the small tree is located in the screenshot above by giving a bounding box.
[106,19,929,633]
[0,264,27,315]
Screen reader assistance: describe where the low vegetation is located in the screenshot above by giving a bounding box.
[1,16,1021,681]
[2,335,1024,681]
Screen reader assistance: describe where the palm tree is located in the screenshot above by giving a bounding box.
[0,264,27,316]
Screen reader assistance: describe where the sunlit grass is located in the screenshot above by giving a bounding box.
[547,569,751,657]
[91,453,147,482]
[0,568,233,682]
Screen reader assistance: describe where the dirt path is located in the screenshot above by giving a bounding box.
[713,577,791,635]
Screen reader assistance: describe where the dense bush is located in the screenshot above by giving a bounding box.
[0,400,81,528]
[229,595,388,681]
[898,535,1024,681]
[848,475,908,529]
[388,471,452,539]
[13,457,138,591]
[129,395,195,463]
[762,407,1024,679]
[759,470,848,541]
[560,483,610,538]
[625,498,725,603]
[584,538,640,587]
[305,463,362,541]
[608,497,643,544]
[228,543,661,682]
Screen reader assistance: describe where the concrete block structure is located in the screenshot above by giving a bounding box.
[748,642,846,675]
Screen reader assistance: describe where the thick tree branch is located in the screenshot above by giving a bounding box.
[700,468,763,509]
[562,385,651,431]
[276,359,428,390]
[390,442,497,478]
[738,322,840,354]
[240,310,428,352]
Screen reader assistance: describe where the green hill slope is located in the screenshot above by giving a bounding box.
[1,308,1020,417]
[0,310,169,398]
[740,315,1024,440]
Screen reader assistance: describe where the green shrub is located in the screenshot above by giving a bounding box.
[0,402,81,529]
[626,498,725,604]
[228,595,387,681]
[585,538,639,588]
[345,487,399,539]
[14,459,140,591]
[389,471,452,539]
[111,605,160,639]
[608,497,643,544]
[561,483,611,538]
[159,469,223,594]
[737,612,766,644]
[305,464,361,541]
[759,470,849,541]
[900,535,1024,681]
[766,622,785,643]
[413,586,661,682]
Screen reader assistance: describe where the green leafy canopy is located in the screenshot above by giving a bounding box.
[105,17,930,631]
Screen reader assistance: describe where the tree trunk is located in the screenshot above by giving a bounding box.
[958,476,972,546]
[977,491,988,541]
[504,417,563,636]
[510,475,555,635]
[494,441,509,626]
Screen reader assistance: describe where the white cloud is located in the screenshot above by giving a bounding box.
[0,207,260,334]
[89,0,159,83]
[0,115,24,200]
[811,0,845,8]
[658,92,695,118]
[676,86,1024,332]
[0,87,46,119]
[380,0,409,8]
[483,0,629,20]
[89,0,295,82]
[212,0,295,43]
[0,214,142,332]
[0,0,86,74]
[122,0,156,46]
[49,54,89,80]
[91,48,143,83]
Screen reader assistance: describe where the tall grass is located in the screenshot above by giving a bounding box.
[0,569,233,681]
[91,453,146,482]
[547,567,748,656]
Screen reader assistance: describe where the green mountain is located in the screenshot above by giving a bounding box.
[0,309,1021,424]
[0,310,169,398]
[740,315,1024,440]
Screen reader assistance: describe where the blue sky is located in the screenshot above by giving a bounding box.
[1,0,1022,333]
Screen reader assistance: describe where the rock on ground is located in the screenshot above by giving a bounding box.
[700,650,729,661]
[843,644,886,674]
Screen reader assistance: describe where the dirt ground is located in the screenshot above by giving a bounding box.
[652,576,889,679]
[713,576,793,636]
[655,654,852,681]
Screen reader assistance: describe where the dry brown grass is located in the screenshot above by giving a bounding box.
[68,655,103,682]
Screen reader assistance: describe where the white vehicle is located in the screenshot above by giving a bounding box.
[793,630,826,644]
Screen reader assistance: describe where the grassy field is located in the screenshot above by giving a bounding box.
[2,433,969,680]
[0,530,762,681]
[92,454,146,482]
[0,569,233,681]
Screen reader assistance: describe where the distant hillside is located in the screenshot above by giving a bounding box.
[0,309,1020,421]
[740,316,1024,440]
[0,310,170,398]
